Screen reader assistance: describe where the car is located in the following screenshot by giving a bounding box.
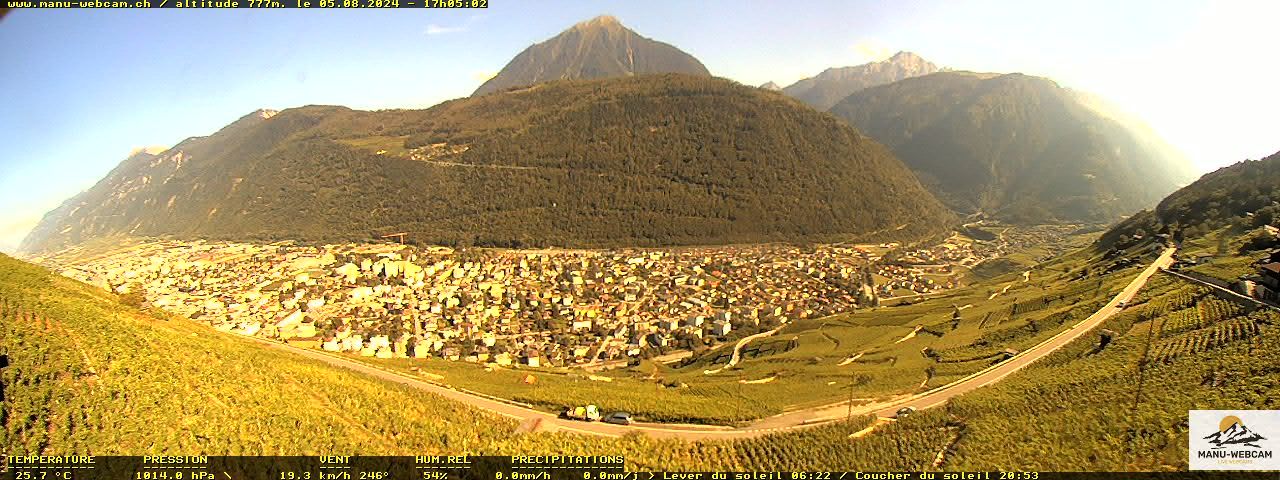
[1116,300,1127,308]
[895,406,916,418]
[561,405,602,422]
[602,411,632,425]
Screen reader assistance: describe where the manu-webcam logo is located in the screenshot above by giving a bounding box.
[1190,410,1280,470]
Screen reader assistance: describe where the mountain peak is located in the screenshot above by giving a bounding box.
[128,145,169,157]
[828,70,1198,223]
[472,16,709,96]
[781,52,940,110]
[214,108,278,134]
[573,15,622,30]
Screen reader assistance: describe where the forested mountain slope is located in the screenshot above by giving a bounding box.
[829,71,1197,223]
[1102,150,1280,246]
[21,75,953,253]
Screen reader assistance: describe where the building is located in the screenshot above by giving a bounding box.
[1259,263,1280,290]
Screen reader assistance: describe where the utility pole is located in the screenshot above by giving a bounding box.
[737,380,744,423]
[0,349,7,403]
[847,373,855,422]
[1133,314,1158,410]
[1129,308,1160,470]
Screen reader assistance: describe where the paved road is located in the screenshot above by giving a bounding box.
[790,246,1177,424]
[704,324,786,374]
[862,247,1176,417]
[584,348,698,372]
[240,247,1176,440]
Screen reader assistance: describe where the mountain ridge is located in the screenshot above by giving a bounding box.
[781,51,940,110]
[472,15,710,96]
[21,74,955,254]
[828,70,1197,223]
[1100,149,1280,248]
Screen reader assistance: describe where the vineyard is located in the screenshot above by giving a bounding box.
[974,279,1107,330]
[1196,296,1247,325]
[932,299,1106,363]
[4,231,1277,471]
[1155,306,1201,336]
[938,263,1279,470]
[1185,255,1258,283]
[505,376,778,423]
[0,257,537,455]
[0,252,996,470]
[1134,281,1265,364]
[0,250,1000,471]
[348,355,782,424]
[1137,283,1201,313]
[1149,316,1263,364]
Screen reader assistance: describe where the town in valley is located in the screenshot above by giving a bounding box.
[34,225,1075,370]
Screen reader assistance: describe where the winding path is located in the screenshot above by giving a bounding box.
[704,324,785,374]
[235,247,1176,440]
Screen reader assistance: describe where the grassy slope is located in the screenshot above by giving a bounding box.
[4,226,1274,470]
[347,238,1145,422]
[945,230,1279,470]
[0,253,529,455]
[0,251,947,470]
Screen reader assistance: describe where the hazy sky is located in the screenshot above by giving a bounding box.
[1,0,1277,252]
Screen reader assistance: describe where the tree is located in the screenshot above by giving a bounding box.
[119,283,146,308]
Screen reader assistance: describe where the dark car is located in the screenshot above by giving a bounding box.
[602,411,632,425]
[895,406,916,418]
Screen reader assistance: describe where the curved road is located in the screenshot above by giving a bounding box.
[240,247,1175,440]
[704,324,786,374]
[811,246,1177,423]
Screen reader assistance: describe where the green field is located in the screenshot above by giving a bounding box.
[338,355,780,424]
[346,239,1156,424]
[649,244,1148,411]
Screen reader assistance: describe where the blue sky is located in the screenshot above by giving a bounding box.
[1,0,1278,252]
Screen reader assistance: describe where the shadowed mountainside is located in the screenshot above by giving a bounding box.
[829,71,1197,223]
[781,51,940,111]
[22,74,955,254]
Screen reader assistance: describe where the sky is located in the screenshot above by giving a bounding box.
[1,0,1278,253]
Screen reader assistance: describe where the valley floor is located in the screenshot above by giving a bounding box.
[3,226,1278,470]
[22,226,1089,425]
